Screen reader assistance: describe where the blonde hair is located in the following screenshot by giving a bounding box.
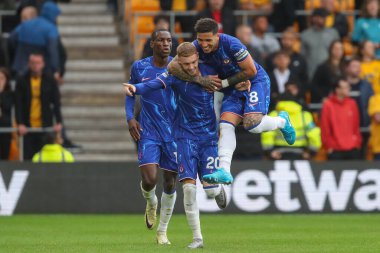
[177,42,197,58]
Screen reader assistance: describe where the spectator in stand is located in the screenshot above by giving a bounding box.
[159,0,196,39]
[261,82,321,160]
[196,0,236,36]
[358,40,380,94]
[266,28,308,85]
[345,57,374,158]
[142,15,179,59]
[310,40,345,103]
[239,0,273,12]
[269,0,299,33]
[320,78,362,160]
[368,94,380,160]
[321,0,349,38]
[15,53,62,160]
[20,6,38,22]
[8,1,62,82]
[301,8,340,80]
[268,50,299,104]
[32,132,74,162]
[0,68,13,160]
[352,0,380,58]
[235,24,264,66]
[250,15,281,61]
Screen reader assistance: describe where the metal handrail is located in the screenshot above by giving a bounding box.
[0,127,55,161]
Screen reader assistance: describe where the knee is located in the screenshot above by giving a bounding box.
[243,114,263,130]
[141,174,157,191]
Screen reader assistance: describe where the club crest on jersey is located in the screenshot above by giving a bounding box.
[223,58,230,64]
[179,164,184,173]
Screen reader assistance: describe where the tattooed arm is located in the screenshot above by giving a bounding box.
[168,56,222,91]
[221,54,257,88]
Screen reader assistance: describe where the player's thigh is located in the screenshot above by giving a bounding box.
[176,139,199,182]
[160,141,178,173]
[243,71,271,116]
[137,139,161,167]
[199,140,219,181]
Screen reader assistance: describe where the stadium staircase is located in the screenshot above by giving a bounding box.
[57,0,136,161]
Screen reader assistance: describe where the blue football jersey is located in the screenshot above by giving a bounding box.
[125,56,176,142]
[193,33,265,97]
[135,64,219,141]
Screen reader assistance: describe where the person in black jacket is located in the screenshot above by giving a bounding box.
[0,68,14,160]
[15,53,62,160]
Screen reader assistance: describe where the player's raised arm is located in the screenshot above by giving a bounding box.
[168,56,221,91]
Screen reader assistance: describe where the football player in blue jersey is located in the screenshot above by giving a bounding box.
[125,29,177,245]
[167,18,296,184]
[124,42,245,249]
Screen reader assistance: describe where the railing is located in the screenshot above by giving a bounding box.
[0,127,55,161]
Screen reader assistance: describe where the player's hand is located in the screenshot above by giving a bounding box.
[235,80,251,91]
[123,83,136,96]
[198,75,222,92]
[128,118,142,141]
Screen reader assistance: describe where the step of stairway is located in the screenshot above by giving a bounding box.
[62,106,124,118]
[64,71,125,82]
[67,129,129,141]
[67,46,124,59]
[59,4,108,14]
[59,25,116,36]
[74,153,137,162]
[79,141,135,152]
[66,60,124,71]
[61,93,124,106]
[61,83,124,94]
[62,36,119,47]
[58,15,114,25]
[64,118,126,130]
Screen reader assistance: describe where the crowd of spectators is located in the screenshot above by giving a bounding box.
[1,0,380,161]
[135,0,380,161]
[0,0,78,161]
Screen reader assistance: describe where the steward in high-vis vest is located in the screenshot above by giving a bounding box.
[262,93,321,160]
[32,132,74,162]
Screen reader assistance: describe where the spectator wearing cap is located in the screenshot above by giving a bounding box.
[9,1,61,81]
[300,7,340,80]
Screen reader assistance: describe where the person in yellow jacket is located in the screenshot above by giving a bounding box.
[262,82,321,160]
[368,94,380,160]
[32,132,74,162]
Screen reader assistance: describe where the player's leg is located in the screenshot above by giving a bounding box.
[156,142,178,245]
[177,139,204,248]
[203,94,243,184]
[138,139,160,229]
[242,71,296,144]
[200,139,227,209]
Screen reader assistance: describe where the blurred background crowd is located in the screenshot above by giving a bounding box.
[0,0,380,162]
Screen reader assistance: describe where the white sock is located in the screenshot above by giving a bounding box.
[183,183,202,240]
[248,115,285,134]
[140,181,158,206]
[218,122,236,173]
[157,191,177,233]
[203,185,221,198]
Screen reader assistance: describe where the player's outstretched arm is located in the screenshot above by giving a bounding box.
[222,54,257,88]
[123,83,136,96]
[168,57,221,91]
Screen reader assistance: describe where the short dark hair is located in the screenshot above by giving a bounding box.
[345,56,361,67]
[194,18,218,34]
[43,132,57,145]
[153,14,169,25]
[151,29,171,41]
[332,76,347,91]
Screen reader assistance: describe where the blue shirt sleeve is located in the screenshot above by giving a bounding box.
[135,72,173,95]
[228,36,249,63]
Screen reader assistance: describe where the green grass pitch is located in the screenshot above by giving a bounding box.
[0,214,379,253]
